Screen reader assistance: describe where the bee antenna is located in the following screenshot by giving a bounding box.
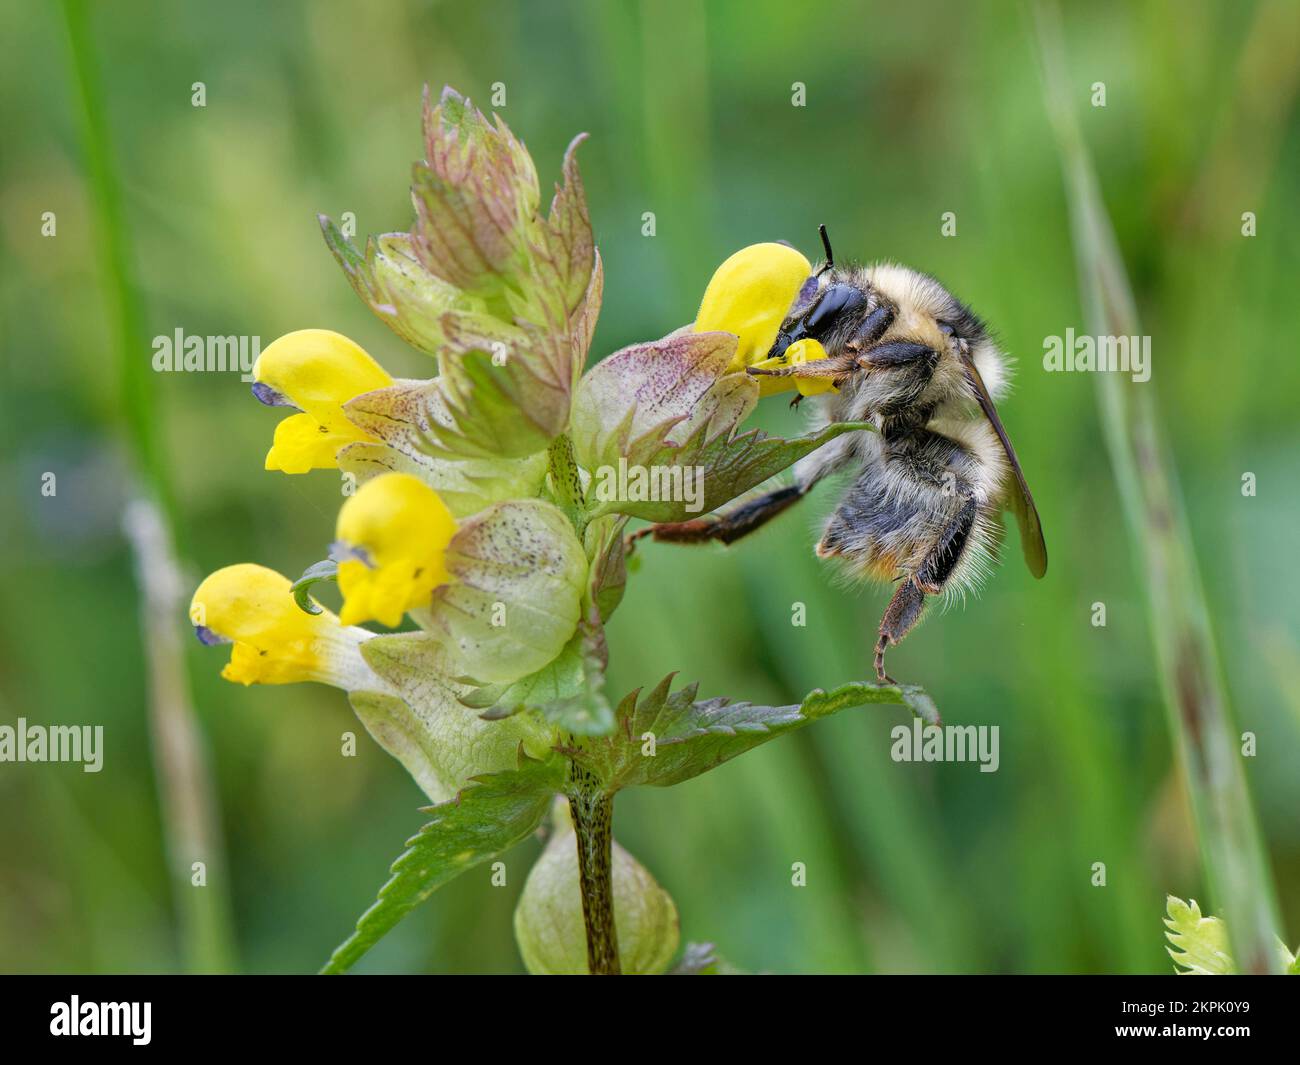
[817,223,834,275]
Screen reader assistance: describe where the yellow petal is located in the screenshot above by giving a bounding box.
[694,243,812,372]
[190,563,358,686]
[335,473,458,626]
[265,411,370,474]
[749,338,837,397]
[253,329,394,473]
[786,338,837,396]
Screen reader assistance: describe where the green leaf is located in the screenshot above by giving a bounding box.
[320,754,565,975]
[588,419,875,524]
[532,133,597,316]
[576,675,937,791]
[462,611,613,737]
[424,249,602,461]
[532,616,612,736]
[325,88,599,458]
[1165,896,1235,975]
[430,324,573,459]
[290,558,337,615]
[583,512,629,622]
[1163,895,1297,975]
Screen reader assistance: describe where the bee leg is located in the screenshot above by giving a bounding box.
[874,499,978,681]
[875,578,927,684]
[849,304,895,349]
[625,484,806,552]
[915,498,978,594]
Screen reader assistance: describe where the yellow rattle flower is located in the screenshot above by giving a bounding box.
[694,243,835,396]
[335,472,458,628]
[695,242,810,372]
[252,329,393,473]
[190,563,367,687]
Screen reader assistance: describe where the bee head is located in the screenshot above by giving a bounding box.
[694,229,876,397]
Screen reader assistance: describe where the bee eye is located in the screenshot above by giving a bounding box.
[937,321,957,338]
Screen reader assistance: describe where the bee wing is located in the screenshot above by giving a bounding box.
[960,354,1048,578]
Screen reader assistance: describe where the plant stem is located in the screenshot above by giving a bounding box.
[567,766,620,975]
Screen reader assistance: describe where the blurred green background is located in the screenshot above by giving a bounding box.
[2,0,1297,974]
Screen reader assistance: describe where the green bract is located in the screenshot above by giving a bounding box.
[337,379,549,518]
[423,499,587,684]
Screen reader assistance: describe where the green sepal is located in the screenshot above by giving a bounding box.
[462,610,614,737]
[356,633,558,803]
[512,803,679,975]
[425,499,588,684]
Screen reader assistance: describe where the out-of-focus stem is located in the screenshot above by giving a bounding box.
[1034,1,1284,974]
[62,0,237,973]
[124,501,237,973]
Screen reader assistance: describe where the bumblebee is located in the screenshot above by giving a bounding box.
[636,227,1047,683]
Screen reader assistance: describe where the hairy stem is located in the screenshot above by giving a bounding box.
[567,766,620,975]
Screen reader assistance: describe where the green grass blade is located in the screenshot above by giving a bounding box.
[1033,0,1284,973]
